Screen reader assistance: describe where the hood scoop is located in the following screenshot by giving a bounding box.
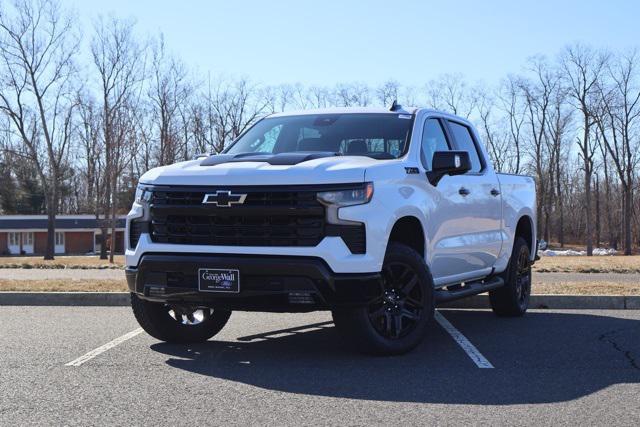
[200,151,341,166]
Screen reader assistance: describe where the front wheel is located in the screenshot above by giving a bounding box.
[489,237,532,317]
[131,294,231,343]
[332,243,435,356]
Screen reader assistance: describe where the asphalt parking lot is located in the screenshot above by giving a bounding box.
[1,306,639,425]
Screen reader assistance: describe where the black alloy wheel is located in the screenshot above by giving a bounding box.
[489,236,532,317]
[332,242,434,355]
[514,245,532,310]
[368,261,424,339]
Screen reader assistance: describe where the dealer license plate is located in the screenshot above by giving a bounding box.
[198,268,240,293]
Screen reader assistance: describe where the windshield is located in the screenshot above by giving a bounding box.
[224,113,414,159]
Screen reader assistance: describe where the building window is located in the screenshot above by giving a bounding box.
[22,232,33,246]
[8,232,19,246]
[55,232,65,246]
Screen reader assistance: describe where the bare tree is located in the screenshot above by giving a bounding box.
[546,83,572,245]
[227,79,267,139]
[335,82,370,107]
[595,130,618,249]
[594,50,640,255]
[76,91,103,215]
[476,86,510,172]
[498,75,526,173]
[0,0,79,259]
[204,77,267,153]
[376,80,400,107]
[306,85,333,108]
[561,44,609,255]
[518,56,559,240]
[290,83,310,110]
[275,84,295,112]
[426,73,477,118]
[92,15,145,261]
[186,99,209,155]
[401,85,420,107]
[149,34,191,166]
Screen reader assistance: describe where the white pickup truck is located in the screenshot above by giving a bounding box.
[125,105,537,355]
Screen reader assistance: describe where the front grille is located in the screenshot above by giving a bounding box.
[147,185,366,253]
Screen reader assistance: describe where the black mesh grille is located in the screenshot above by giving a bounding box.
[129,220,145,249]
[327,224,366,254]
[147,186,366,253]
[151,188,320,208]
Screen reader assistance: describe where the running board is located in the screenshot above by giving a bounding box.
[434,276,504,304]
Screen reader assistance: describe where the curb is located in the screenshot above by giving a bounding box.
[440,294,640,310]
[0,292,130,306]
[1,292,639,309]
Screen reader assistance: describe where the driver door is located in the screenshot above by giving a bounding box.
[417,117,498,286]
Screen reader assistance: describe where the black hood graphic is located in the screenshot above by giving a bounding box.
[200,152,341,167]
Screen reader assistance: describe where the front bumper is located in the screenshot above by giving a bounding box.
[126,253,382,312]
[125,233,383,274]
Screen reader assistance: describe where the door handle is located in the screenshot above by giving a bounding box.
[458,187,471,196]
[490,188,501,196]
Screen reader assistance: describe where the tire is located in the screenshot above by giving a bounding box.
[489,237,532,317]
[332,242,435,356]
[131,293,231,343]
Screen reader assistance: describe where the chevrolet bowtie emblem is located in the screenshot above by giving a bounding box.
[202,191,247,207]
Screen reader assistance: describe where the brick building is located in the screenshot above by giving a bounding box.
[0,215,126,256]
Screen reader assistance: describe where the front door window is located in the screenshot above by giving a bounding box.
[421,118,450,170]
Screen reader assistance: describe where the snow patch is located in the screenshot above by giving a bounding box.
[539,248,618,257]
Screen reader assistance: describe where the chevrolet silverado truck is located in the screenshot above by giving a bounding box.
[126,105,537,355]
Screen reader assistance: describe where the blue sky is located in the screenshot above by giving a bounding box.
[66,0,639,87]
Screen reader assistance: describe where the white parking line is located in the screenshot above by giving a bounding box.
[65,328,144,367]
[435,311,494,369]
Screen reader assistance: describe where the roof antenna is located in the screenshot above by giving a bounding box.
[389,100,402,112]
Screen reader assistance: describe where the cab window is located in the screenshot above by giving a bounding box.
[420,119,450,170]
[447,121,482,173]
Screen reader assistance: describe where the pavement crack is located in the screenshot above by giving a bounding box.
[599,329,640,370]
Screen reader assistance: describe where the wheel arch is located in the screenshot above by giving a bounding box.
[514,214,535,258]
[386,215,426,259]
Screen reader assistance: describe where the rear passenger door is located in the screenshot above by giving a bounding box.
[441,119,503,280]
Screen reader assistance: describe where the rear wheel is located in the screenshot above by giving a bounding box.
[131,294,231,343]
[332,243,434,355]
[489,237,531,317]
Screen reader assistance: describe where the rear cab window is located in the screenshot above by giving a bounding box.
[446,121,483,173]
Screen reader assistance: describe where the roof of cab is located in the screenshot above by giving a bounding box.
[265,106,476,128]
[267,106,420,117]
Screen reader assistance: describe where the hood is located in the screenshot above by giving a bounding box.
[139,154,387,186]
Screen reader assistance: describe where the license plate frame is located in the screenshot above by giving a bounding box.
[198,268,240,293]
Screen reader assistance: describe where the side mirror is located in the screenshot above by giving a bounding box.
[426,151,471,185]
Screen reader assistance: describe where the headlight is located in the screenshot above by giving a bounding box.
[134,185,152,205]
[317,183,374,207]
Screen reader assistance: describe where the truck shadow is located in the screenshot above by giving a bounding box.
[150,310,640,405]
